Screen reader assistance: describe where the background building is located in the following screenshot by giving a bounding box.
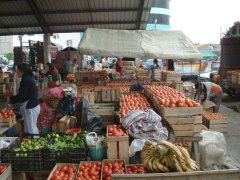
[146,0,171,30]
[0,36,13,55]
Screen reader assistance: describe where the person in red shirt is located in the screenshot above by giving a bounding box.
[115,57,124,75]
[47,62,60,81]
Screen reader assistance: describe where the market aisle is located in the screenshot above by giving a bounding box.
[220,105,240,164]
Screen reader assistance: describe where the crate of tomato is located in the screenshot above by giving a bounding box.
[0,164,12,180]
[75,161,102,180]
[101,159,126,180]
[0,108,16,127]
[48,163,78,180]
[126,164,146,174]
[106,125,129,163]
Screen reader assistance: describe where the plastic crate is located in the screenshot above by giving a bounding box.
[43,147,88,170]
[1,149,43,172]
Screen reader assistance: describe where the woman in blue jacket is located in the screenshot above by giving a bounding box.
[11,63,40,134]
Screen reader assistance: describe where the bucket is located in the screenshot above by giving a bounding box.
[89,146,106,161]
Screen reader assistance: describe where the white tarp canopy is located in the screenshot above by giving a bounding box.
[79,28,202,60]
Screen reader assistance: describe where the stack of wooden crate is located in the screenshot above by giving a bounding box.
[153,69,162,80]
[202,112,228,133]
[162,71,181,83]
[135,68,149,80]
[124,61,135,76]
[94,86,120,103]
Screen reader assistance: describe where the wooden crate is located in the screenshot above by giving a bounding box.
[2,115,16,127]
[106,127,129,163]
[202,116,228,133]
[153,69,162,80]
[231,72,238,84]
[94,89,102,103]
[111,169,240,180]
[171,81,184,93]
[102,159,126,178]
[165,116,202,137]
[47,163,78,180]
[83,92,95,105]
[77,161,102,179]
[152,97,202,118]
[0,164,12,180]
[101,89,120,102]
[59,116,71,132]
[89,105,116,128]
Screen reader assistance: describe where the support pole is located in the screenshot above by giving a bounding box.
[43,33,51,69]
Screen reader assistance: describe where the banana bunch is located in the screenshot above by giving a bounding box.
[141,140,199,172]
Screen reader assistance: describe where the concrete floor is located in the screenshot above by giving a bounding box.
[220,95,240,164]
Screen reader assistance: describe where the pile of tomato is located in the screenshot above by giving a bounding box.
[203,112,226,121]
[145,86,200,108]
[75,162,102,180]
[120,93,151,117]
[102,161,125,180]
[0,165,8,174]
[0,108,15,119]
[108,125,127,136]
[126,165,145,174]
[49,165,76,180]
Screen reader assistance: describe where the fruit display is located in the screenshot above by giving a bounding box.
[0,164,8,174]
[141,140,198,172]
[0,108,15,119]
[102,160,126,180]
[95,85,130,93]
[46,132,87,151]
[126,165,146,174]
[120,93,152,118]
[107,125,127,136]
[203,113,227,121]
[144,86,200,108]
[76,162,102,180]
[49,164,77,180]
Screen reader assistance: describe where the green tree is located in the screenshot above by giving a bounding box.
[4,53,14,60]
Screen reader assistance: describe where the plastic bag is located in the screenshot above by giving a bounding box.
[75,99,103,135]
[86,132,106,148]
[199,130,226,170]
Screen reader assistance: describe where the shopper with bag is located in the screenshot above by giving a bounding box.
[10,63,40,134]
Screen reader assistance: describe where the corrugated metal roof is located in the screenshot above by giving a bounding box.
[0,0,152,36]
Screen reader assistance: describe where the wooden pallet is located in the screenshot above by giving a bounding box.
[106,127,129,163]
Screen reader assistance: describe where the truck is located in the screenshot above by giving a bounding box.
[219,22,240,96]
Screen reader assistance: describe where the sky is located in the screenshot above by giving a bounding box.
[170,0,240,44]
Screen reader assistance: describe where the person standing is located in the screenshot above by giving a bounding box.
[29,48,36,69]
[115,57,124,75]
[195,82,223,113]
[46,62,60,81]
[10,63,40,134]
[149,59,160,79]
[61,59,72,81]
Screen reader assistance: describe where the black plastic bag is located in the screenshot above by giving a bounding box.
[75,99,103,135]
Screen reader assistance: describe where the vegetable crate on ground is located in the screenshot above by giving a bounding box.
[95,88,120,102]
[202,113,228,133]
[75,161,102,180]
[165,116,202,137]
[1,115,16,127]
[47,163,78,180]
[89,103,117,128]
[1,149,43,172]
[106,126,129,164]
[0,164,12,180]
[101,159,126,179]
[43,147,88,171]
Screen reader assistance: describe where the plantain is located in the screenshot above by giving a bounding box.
[178,146,199,171]
[172,156,184,172]
[147,156,155,171]
[152,158,160,172]
[156,159,170,172]
[158,140,184,160]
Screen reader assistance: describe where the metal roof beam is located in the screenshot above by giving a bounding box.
[0,20,147,28]
[0,8,150,16]
[136,0,145,29]
[26,0,50,34]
